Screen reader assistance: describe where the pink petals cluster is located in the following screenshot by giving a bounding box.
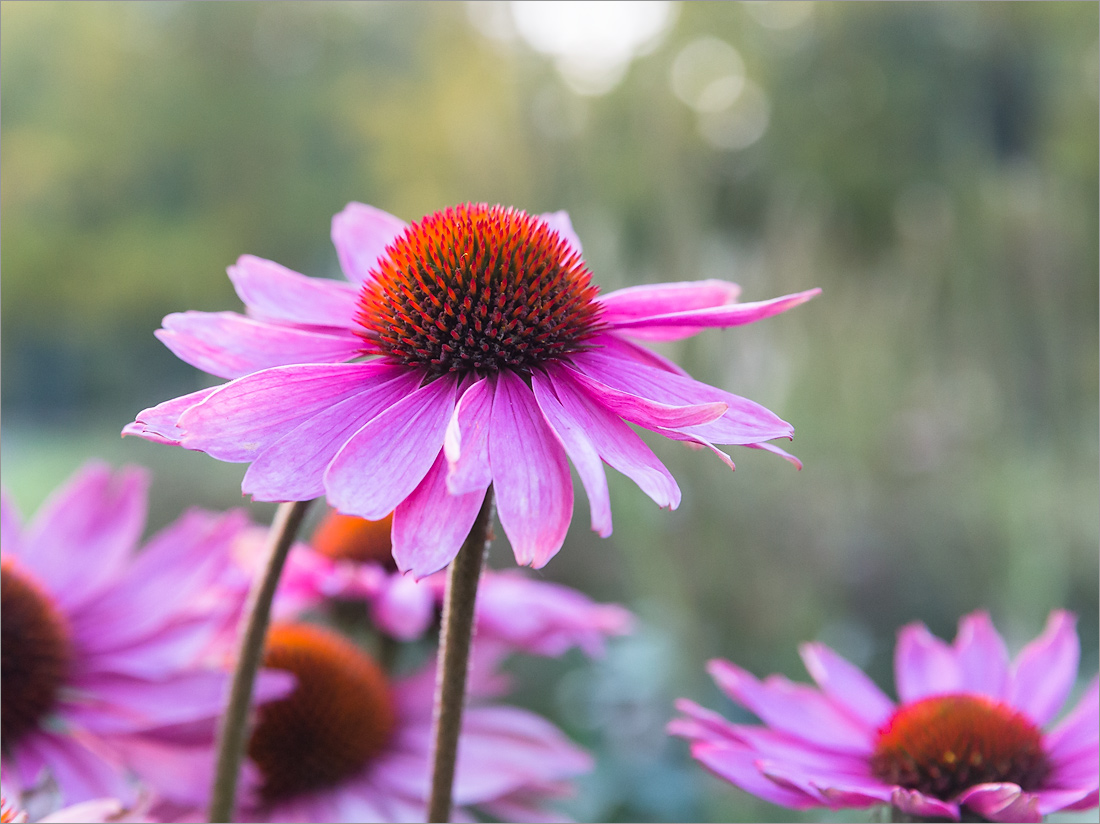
[125,202,818,578]
[671,610,1099,822]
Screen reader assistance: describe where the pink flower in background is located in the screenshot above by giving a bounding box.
[126,202,818,577]
[671,610,1099,823]
[0,463,288,810]
[265,507,634,651]
[229,622,591,823]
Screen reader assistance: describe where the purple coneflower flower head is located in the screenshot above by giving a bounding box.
[671,610,1098,822]
[0,462,289,810]
[126,202,819,577]
[233,622,591,823]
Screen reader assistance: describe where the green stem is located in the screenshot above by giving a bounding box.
[208,499,312,823]
[426,487,495,823]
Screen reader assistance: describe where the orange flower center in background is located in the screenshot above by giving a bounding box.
[312,510,396,570]
[248,623,397,802]
[870,693,1051,801]
[0,560,72,745]
[356,203,604,376]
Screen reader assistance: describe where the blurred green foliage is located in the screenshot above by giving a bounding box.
[2,3,1097,821]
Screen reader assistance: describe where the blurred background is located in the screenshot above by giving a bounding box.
[2,2,1097,821]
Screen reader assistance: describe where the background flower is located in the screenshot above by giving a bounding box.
[0,462,290,812]
[671,610,1099,822]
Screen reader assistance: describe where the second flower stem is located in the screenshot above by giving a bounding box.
[426,487,495,823]
[208,499,312,824]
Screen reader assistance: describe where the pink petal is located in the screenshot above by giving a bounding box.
[894,621,961,703]
[597,279,742,323]
[1008,611,1080,725]
[529,373,612,537]
[799,642,894,729]
[331,202,407,284]
[157,311,362,379]
[369,572,437,639]
[453,706,593,804]
[570,345,794,444]
[539,366,681,510]
[179,362,401,462]
[489,371,573,568]
[1045,676,1099,765]
[759,760,892,808]
[956,784,1040,823]
[707,660,874,754]
[325,374,458,520]
[891,787,960,820]
[690,741,819,809]
[596,333,690,375]
[608,287,821,341]
[242,367,424,501]
[22,463,148,612]
[563,365,728,429]
[38,799,125,823]
[122,386,218,446]
[228,254,359,327]
[953,610,1010,698]
[66,670,233,734]
[392,450,490,578]
[444,378,494,495]
[538,210,583,255]
[26,731,133,807]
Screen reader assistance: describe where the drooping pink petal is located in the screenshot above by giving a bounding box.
[798,642,894,730]
[1036,787,1100,816]
[25,731,134,807]
[179,362,403,463]
[64,670,237,734]
[745,440,804,469]
[597,279,742,324]
[1045,676,1098,765]
[608,287,821,341]
[529,374,612,537]
[562,365,728,429]
[1007,611,1080,725]
[596,332,690,375]
[331,202,407,284]
[707,660,874,754]
[539,367,681,510]
[122,386,219,446]
[538,210,583,256]
[690,742,819,809]
[570,346,794,445]
[953,611,1010,699]
[325,374,458,520]
[157,311,362,379]
[242,368,424,501]
[894,621,962,703]
[891,787,960,821]
[38,798,126,823]
[759,760,892,808]
[22,463,148,612]
[489,371,574,568]
[228,255,359,327]
[392,451,489,578]
[956,784,1041,823]
[444,377,494,495]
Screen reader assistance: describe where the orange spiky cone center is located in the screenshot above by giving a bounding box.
[870,694,1051,801]
[312,510,396,570]
[1,560,71,745]
[248,623,397,802]
[356,203,604,376]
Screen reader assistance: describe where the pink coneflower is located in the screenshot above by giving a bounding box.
[126,202,818,577]
[235,622,591,823]
[0,462,286,808]
[671,610,1099,822]
[270,507,634,651]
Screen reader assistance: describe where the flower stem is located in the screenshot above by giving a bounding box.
[427,487,495,823]
[208,499,312,823]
